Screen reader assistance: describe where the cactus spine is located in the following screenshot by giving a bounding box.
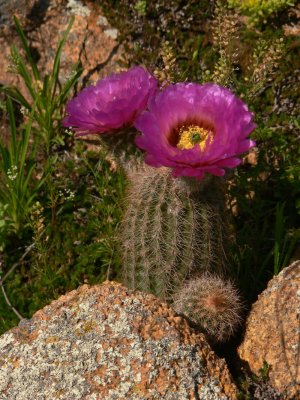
[121,166,230,303]
[173,273,243,342]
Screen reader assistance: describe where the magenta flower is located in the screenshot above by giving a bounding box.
[134,83,256,180]
[63,66,157,136]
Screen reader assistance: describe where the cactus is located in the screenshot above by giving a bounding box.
[173,273,243,342]
[121,165,230,303]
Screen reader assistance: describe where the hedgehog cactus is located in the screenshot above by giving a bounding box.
[173,273,243,342]
[121,166,230,302]
[64,68,256,342]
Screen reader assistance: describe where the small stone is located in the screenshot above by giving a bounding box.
[67,0,91,17]
[97,16,109,27]
[104,28,119,40]
[0,0,123,94]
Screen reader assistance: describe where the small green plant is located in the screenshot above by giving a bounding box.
[0,15,82,240]
[1,16,82,155]
[134,0,147,16]
[228,0,295,24]
[243,37,285,100]
[267,202,299,275]
[0,203,9,251]
[237,360,281,399]
[207,2,240,87]
[0,98,43,234]
[259,360,270,381]
[0,17,125,335]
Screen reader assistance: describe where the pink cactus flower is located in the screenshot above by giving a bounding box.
[134,83,256,180]
[63,66,157,136]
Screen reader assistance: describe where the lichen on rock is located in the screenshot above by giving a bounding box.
[0,281,237,399]
[238,261,300,399]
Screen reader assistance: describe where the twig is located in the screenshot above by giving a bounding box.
[0,283,23,320]
[106,245,114,281]
[1,243,34,284]
[106,260,111,281]
[0,243,34,320]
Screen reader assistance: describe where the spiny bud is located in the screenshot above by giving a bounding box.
[173,273,243,342]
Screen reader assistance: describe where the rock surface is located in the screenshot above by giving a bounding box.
[238,261,300,399]
[0,281,238,400]
[0,0,124,146]
[0,0,123,91]
[0,0,36,30]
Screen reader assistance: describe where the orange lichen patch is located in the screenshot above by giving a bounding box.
[100,341,111,351]
[12,358,20,368]
[137,312,171,340]
[112,296,124,306]
[132,382,147,395]
[45,336,58,344]
[12,327,39,345]
[94,365,108,379]
[153,367,178,393]
[117,337,132,357]
[0,281,238,399]
[239,261,300,399]
[31,311,51,322]
[132,371,153,397]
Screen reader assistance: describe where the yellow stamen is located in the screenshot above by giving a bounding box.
[177,124,211,151]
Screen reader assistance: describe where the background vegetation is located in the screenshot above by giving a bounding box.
[0,1,299,395]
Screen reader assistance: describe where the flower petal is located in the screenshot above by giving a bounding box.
[63,66,158,135]
[134,82,256,180]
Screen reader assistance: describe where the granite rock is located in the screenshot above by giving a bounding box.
[0,281,238,400]
[238,261,300,399]
[0,0,123,91]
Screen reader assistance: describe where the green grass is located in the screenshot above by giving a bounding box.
[0,17,125,334]
[0,146,125,333]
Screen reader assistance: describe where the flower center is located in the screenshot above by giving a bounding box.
[177,124,211,151]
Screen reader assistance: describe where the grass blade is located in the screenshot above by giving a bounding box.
[51,17,75,100]
[274,202,285,274]
[19,109,34,170]
[0,86,32,110]
[10,46,37,102]
[13,16,40,81]
[6,98,17,164]
[55,64,82,108]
